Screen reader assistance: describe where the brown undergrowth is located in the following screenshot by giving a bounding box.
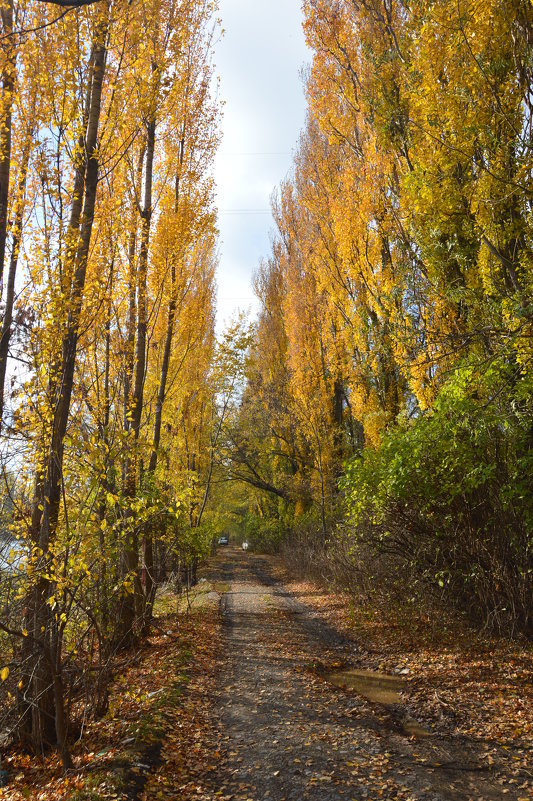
[272,554,532,792]
[0,584,222,801]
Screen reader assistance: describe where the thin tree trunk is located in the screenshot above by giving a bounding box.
[120,116,156,643]
[0,121,33,429]
[123,145,145,440]
[148,267,177,474]
[119,149,144,629]
[0,0,14,292]
[142,160,184,629]
[142,264,176,628]
[97,255,114,634]
[131,118,156,441]
[316,435,327,537]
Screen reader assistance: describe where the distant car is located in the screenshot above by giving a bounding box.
[241,541,249,551]
[218,536,229,546]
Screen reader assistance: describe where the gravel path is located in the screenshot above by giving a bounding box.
[198,548,526,801]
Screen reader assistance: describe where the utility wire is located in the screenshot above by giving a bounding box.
[219,209,271,215]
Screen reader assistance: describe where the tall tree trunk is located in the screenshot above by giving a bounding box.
[142,264,176,628]
[24,9,109,764]
[148,265,177,475]
[119,116,156,644]
[122,144,145,442]
[97,254,114,635]
[142,154,184,630]
[131,118,155,440]
[118,144,144,647]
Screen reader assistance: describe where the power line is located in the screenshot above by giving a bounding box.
[219,209,271,215]
[222,152,290,156]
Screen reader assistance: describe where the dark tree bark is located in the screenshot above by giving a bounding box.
[123,144,145,441]
[119,116,156,645]
[142,261,176,627]
[36,0,101,6]
[131,119,155,441]
[142,147,185,630]
[95,252,114,640]
[0,120,32,429]
[24,8,109,765]
[0,0,14,290]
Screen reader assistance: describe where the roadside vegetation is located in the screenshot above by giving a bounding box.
[222,0,533,639]
[0,582,222,801]
[0,0,234,772]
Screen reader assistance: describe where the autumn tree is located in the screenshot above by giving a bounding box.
[238,0,532,631]
[0,0,221,765]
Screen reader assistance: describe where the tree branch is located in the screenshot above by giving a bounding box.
[35,0,101,6]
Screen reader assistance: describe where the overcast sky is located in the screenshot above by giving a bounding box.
[213,0,310,330]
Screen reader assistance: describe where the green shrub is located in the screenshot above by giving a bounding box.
[342,358,533,635]
[244,514,286,553]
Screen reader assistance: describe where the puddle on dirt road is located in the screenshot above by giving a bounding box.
[325,668,431,737]
[326,669,404,704]
[402,718,431,737]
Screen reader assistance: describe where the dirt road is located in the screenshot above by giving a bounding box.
[197,548,527,801]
